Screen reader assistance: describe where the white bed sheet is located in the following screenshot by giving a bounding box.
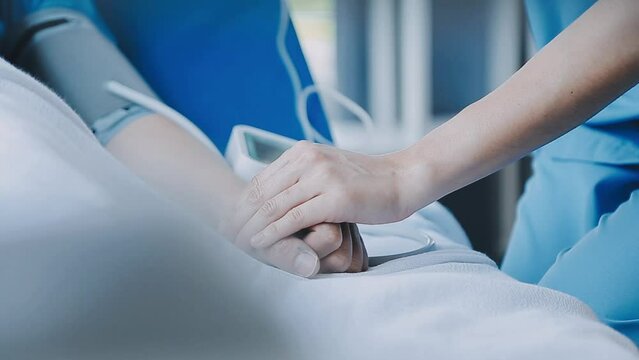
[1,58,637,359]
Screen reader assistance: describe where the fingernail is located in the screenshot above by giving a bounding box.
[294,252,319,278]
[250,233,265,248]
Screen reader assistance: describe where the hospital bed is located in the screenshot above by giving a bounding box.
[0,56,637,360]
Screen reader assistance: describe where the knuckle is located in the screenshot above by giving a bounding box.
[251,175,261,188]
[300,150,316,163]
[247,188,262,204]
[281,186,294,199]
[260,199,278,217]
[294,140,312,152]
[300,146,324,163]
[247,177,263,203]
[287,207,305,224]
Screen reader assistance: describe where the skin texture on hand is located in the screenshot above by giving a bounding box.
[231,141,410,251]
[107,114,367,277]
[222,220,368,276]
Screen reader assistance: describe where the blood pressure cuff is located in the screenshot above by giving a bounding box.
[8,8,157,144]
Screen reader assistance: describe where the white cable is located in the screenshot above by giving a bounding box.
[104,81,222,157]
[107,2,375,151]
[277,0,316,141]
[278,0,377,145]
[297,85,376,136]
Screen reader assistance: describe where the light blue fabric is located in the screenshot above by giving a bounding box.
[524,0,639,125]
[503,0,639,344]
[502,130,639,343]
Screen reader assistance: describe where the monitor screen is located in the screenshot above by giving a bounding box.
[244,132,291,164]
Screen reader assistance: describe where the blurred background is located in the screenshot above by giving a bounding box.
[288,0,537,264]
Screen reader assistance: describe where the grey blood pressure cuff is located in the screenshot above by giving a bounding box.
[8,8,158,145]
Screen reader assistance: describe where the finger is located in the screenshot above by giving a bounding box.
[250,195,329,249]
[254,142,305,183]
[258,154,291,182]
[319,223,353,273]
[346,223,366,272]
[357,224,369,271]
[236,181,319,246]
[232,161,304,235]
[256,237,320,278]
[246,140,319,202]
[233,167,299,238]
[303,223,343,258]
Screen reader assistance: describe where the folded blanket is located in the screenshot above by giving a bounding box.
[1,58,637,359]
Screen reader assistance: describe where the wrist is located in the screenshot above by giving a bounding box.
[384,147,439,220]
[211,183,245,240]
[387,102,487,215]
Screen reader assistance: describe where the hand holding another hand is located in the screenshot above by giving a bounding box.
[224,220,367,278]
[230,141,418,276]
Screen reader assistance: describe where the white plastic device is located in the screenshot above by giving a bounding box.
[360,227,435,267]
[225,125,297,182]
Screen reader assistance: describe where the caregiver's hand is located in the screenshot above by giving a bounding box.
[232,141,417,252]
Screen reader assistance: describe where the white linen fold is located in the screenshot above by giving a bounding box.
[1,57,637,360]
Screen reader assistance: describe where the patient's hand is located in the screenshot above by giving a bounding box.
[303,223,368,274]
[223,219,367,277]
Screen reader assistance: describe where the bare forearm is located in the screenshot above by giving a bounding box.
[106,114,245,231]
[395,0,639,212]
[106,114,368,275]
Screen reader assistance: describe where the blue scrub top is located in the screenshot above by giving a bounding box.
[525,0,639,125]
[503,1,639,344]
